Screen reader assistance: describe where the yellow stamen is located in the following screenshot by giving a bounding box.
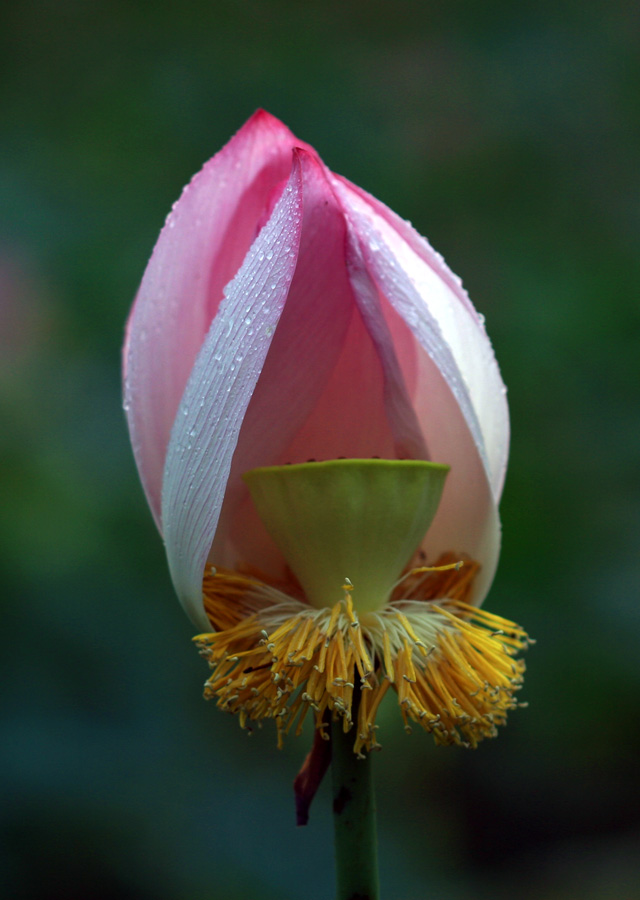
[382,631,395,681]
[194,558,530,754]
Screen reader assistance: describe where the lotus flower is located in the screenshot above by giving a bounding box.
[123,111,529,756]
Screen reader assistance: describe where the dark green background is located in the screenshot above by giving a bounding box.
[2,2,638,898]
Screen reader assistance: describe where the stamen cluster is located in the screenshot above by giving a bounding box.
[194,558,531,755]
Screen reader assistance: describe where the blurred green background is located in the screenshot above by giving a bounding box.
[1,1,639,898]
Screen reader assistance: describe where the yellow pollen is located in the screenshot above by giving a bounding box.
[194,556,531,754]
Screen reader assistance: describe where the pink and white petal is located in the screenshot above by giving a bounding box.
[336,185,501,602]
[211,149,377,574]
[332,175,509,502]
[161,159,304,629]
[123,111,311,528]
[341,187,488,472]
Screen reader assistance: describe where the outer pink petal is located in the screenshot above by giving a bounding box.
[331,174,510,503]
[161,158,304,629]
[336,184,504,604]
[123,110,312,528]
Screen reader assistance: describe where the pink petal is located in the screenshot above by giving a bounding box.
[411,346,502,605]
[332,175,510,503]
[123,111,312,528]
[342,224,427,461]
[161,158,304,628]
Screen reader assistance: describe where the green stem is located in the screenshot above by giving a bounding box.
[331,713,380,900]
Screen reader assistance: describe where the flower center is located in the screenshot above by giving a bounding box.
[242,458,450,614]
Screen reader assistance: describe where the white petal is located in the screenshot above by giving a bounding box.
[161,160,304,628]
